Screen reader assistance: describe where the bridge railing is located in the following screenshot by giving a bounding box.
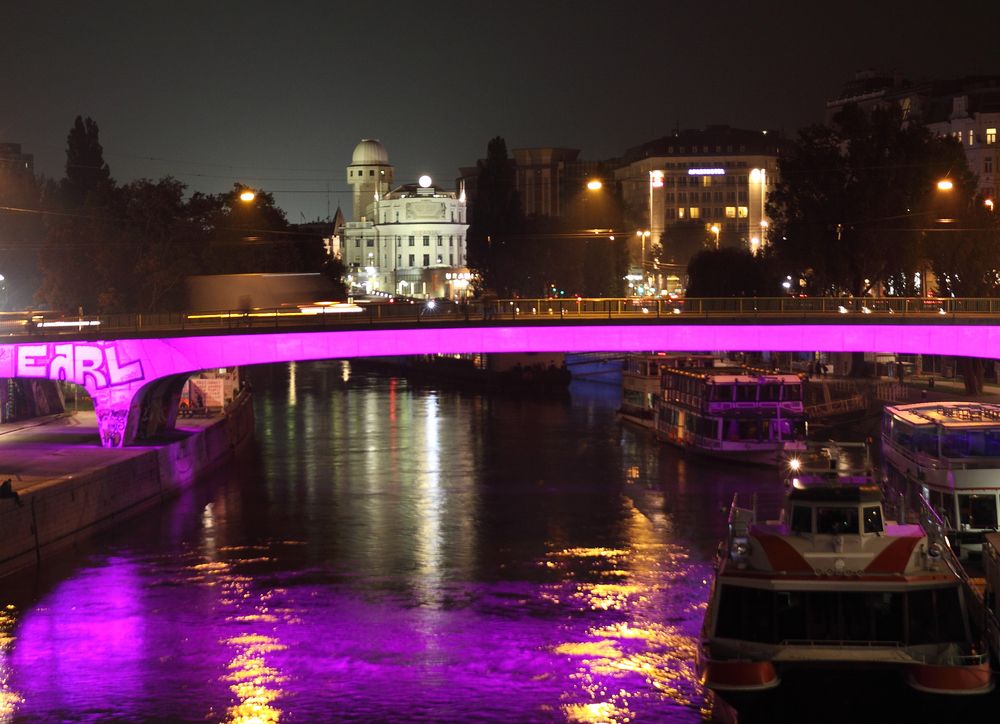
[6,296,1000,338]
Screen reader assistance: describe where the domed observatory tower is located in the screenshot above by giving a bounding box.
[346,139,393,221]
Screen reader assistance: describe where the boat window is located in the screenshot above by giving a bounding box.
[913,428,938,456]
[782,384,802,401]
[958,493,998,530]
[891,420,914,449]
[790,505,812,533]
[942,431,970,458]
[816,507,859,535]
[986,429,1000,456]
[710,384,732,401]
[759,384,781,402]
[863,506,883,533]
[735,384,756,402]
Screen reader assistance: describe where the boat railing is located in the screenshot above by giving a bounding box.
[779,638,902,649]
[728,492,757,538]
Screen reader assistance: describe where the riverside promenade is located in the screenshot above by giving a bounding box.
[0,395,254,580]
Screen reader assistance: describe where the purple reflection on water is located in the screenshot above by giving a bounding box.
[3,363,757,721]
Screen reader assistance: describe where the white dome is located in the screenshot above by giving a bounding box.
[351,139,389,166]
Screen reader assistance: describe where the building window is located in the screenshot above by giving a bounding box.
[666,192,675,203]
[987,128,997,144]
[738,206,749,218]
[702,176,712,187]
[423,235,430,246]
[396,236,401,246]
[369,170,375,176]
[725,206,737,218]
[666,208,676,220]
[397,254,401,266]
[702,191,711,202]
[449,235,454,246]
[458,235,463,245]
[355,239,360,248]
[436,255,443,264]
[449,254,454,265]
[408,236,415,246]
[986,157,994,174]
[689,207,700,219]
[678,207,685,219]
[395,212,399,222]
[366,239,374,247]
[969,130,975,146]
[437,235,443,245]
[408,254,415,266]
[423,254,430,266]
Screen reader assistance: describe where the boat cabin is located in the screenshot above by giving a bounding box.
[786,484,885,536]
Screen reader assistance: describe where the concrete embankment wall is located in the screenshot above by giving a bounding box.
[0,393,255,580]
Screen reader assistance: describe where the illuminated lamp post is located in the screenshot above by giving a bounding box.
[636,230,651,273]
[710,223,721,249]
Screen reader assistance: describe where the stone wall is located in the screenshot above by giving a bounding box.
[0,391,254,580]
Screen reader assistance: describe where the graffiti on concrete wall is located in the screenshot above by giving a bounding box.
[14,342,144,390]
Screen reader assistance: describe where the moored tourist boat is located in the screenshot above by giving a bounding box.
[654,365,806,465]
[619,353,716,430]
[882,401,1000,558]
[700,442,993,700]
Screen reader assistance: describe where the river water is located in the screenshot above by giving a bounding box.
[0,360,787,723]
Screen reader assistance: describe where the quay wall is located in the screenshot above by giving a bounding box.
[0,392,255,580]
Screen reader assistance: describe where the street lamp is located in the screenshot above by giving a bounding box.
[239,189,256,202]
[586,179,603,191]
[710,224,721,249]
[649,169,664,252]
[985,198,995,212]
[936,179,954,192]
[636,230,650,271]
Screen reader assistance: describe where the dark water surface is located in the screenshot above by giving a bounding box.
[0,361,787,723]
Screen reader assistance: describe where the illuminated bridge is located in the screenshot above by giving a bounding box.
[2,296,1000,448]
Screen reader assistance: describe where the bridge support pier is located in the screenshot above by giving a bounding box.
[90,373,190,448]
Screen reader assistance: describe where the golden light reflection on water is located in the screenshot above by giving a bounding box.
[547,499,705,723]
[0,604,23,722]
[185,554,289,724]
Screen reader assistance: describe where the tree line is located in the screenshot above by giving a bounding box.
[0,116,339,314]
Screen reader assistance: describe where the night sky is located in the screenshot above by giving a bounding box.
[2,0,997,222]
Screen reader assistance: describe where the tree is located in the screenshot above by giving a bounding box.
[661,219,711,267]
[467,137,525,294]
[61,116,112,209]
[767,104,970,297]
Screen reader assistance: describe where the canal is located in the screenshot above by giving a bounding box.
[1,360,789,722]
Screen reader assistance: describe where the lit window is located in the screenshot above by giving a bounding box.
[988,128,997,144]
[969,130,975,146]
[689,207,701,219]
[678,207,685,219]
[702,176,711,187]
[738,206,749,218]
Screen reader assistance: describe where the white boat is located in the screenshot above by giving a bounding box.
[654,365,807,465]
[619,353,716,430]
[882,402,1000,556]
[700,442,993,698]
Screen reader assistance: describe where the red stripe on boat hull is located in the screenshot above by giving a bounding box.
[907,662,994,695]
[702,658,780,692]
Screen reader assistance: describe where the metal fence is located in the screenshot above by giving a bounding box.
[4,296,1000,338]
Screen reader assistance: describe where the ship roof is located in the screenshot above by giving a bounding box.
[787,483,882,503]
[885,401,1000,427]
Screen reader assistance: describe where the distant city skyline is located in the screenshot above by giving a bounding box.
[1,0,997,222]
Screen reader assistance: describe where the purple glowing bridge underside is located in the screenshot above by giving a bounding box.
[0,323,995,447]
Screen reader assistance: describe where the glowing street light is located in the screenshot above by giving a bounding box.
[936,179,954,192]
[986,198,995,212]
[710,223,721,248]
[239,189,256,202]
[586,179,603,191]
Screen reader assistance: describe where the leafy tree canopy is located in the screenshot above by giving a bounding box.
[767,104,971,296]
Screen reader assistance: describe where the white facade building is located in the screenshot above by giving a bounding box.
[340,139,470,299]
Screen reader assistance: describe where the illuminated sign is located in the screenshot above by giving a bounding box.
[688,168,725,176]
